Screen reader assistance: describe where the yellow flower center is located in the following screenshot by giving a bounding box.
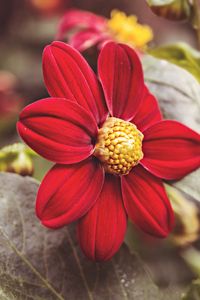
[94,117,144,175]
[107,10,153,50]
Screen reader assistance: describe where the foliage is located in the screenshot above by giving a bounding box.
[0,173,170,300]
[149,43,200,83]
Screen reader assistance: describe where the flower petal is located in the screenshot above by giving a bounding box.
[78,174,127,261]
[17,98,97,164]
[141,120,200,180]
[98,42,144,121]
[43,41,108,125]
[131,87,162,132]
[69,29,108,52]
[36,159,104,228]
[121,165,174,238]
[56,9,107,40]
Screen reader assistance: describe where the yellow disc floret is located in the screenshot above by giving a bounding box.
[107,10,153,50]
[94,117,144,175]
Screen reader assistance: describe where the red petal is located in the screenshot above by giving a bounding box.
[56,9,107,40]
[17,98,97,164]
[142,120,200,180]
[43,41,108,125]
[69,29,108,52]
[131,87,162,132]
[36,159,104,228]
[98,42,144,121]
[121,165,174,238]
[78,175,127,261]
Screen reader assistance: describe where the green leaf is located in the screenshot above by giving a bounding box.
[0,172,168,300]
[143,54,200,200]
[149,43,200,83]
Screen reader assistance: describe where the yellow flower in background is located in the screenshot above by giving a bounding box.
[107,10,153,50]
[57,9,153,52]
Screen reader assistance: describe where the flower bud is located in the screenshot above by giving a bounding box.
[0,143,37,176]
[146,0,192,21]
[0,71,23,135]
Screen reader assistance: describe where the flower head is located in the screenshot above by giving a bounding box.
[56,9,153,52]
[17,41,200,261]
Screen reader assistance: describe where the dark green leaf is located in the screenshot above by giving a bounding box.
[0,172,166,300]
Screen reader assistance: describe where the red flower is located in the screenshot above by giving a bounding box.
[0,71,22,135]
[17,41,200,261]
[56,9,108,52]
[56,9,153,52]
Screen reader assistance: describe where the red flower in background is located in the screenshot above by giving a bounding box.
[17,41,200,261]
[56,9,153,52]
[0,71,22,135]
[56,9,110,51]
